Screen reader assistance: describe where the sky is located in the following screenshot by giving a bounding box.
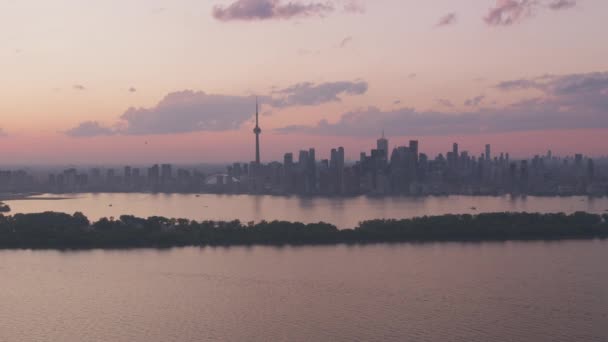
[1,0,607,164]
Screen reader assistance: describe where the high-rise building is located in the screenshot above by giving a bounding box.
[148,164,160,185]
[284,153,293,166]
[330,147,345,194]
[377,131,388,161]
[587,158,595,181]
[298,150,309,165]
[409,140,419,165]
[124,166,132,185]
[161,164,172,182]
[485,144,491,161]
[124,166,132,179]
[575,154,583,167]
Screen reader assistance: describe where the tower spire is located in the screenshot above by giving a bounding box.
[253,97,261,164]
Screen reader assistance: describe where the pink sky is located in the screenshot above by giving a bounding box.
[1,0,607,164]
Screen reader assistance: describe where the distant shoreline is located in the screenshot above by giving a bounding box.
[0,193,76,201]
[1,191,606,201]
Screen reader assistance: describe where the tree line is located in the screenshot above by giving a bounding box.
[0,211,607,249]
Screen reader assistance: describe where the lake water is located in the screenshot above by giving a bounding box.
[4,193,608,228]
[1,241,607,341]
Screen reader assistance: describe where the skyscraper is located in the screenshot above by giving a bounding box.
[485,144,491,161]
[409,140,419,165]
[377,130,388,161]
[253,98,261,164]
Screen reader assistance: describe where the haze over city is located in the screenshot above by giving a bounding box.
[2,0,607,164]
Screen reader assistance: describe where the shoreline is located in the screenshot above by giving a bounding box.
[1,191,607,201]
[2,236,607,252]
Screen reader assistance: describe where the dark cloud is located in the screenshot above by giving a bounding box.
[484,0,578,26]
[119,91,255,135]
[73,84,86,91]
[494,78,543,91]
[464,95,486,107]
[436,12,457,27]
[129,87,137,92]
[496,72,608,96]
[484,0,535,26]
[393,100,401,105]
[265,80,368,107]
[436,98,454,107]
[212,0,334,21]
[548,0,577,10]
[277,71,608,137]
[66,79,368,137]
[276,107,486,136]
[547,72,608,95]
[408,73,417,79]
[339,36,352,48]
[65,121,115,137]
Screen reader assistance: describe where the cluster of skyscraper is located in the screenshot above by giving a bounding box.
[228,106,603,195]
[0,104,605,196]
[230,130,602,196]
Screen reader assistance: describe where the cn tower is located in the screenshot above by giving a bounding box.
[253,97,261,164]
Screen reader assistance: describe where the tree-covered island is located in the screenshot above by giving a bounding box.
[0,211,607,249]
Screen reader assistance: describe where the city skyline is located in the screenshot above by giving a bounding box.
[1,0,608,163]
[1,125,604,197]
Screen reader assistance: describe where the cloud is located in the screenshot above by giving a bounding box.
[276,71,608,137]
[408,73,417,79]
[393,100,401,105]
[343,0,364,13]
[495,72,608,96]
[73,84,86,91]
[212,0,334,21]
[464,95,486,107]
[436,12,457,27]
[119,91,255,135]
[265,80,368,107]
[65,121,115,137]
[494,78,543,91]
[484,0,578,26]
[0,128,6,137]
[129,87,137,92]
[66,79,368,137]
[548,0,577,10]
[339,36,352,48]
[436,98,454,107]
[484,0,535,26]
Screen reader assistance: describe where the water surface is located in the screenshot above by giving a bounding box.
[1,241,607,341]
[5,193,608,228]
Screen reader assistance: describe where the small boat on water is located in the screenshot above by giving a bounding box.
[470,207,477,210]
